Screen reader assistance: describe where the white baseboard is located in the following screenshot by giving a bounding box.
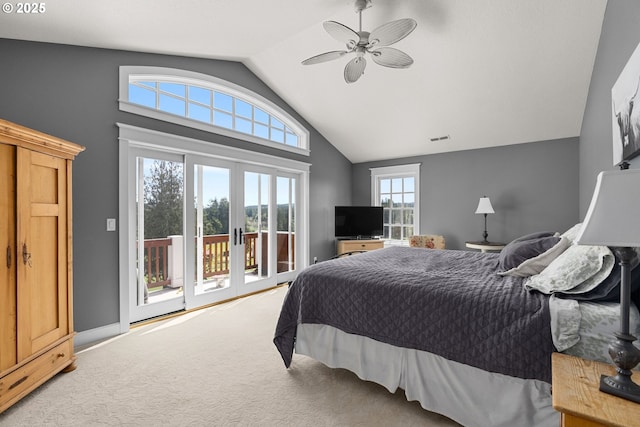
[74,323,122,348]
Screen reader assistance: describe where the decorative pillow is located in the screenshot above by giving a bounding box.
[524,244,614,295]
[497,233,570,277]
[499,235,560,266]
[409,235,445,249]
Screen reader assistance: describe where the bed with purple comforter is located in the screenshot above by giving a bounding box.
[274,246,555,383]
[273,227,640,427]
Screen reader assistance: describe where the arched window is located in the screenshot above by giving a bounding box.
[119,66,309,156]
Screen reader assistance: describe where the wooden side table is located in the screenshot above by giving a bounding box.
[465,241,505,253]
[336,239,384,256]
[552,352,640,427]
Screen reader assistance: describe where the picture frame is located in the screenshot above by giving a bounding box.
[612,41,640,166]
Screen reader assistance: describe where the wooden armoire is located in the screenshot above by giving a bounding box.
[0,119,85,413]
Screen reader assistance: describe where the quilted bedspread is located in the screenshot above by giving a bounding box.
[274,246,556,383]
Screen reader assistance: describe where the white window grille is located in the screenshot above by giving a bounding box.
[119,66,309,156]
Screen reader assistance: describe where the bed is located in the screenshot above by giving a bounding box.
[273,225,640,427]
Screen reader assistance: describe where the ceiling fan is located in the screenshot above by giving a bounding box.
[302,0,417,84]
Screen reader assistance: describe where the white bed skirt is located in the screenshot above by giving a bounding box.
[295,323,559,427]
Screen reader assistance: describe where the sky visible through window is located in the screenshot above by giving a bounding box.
[128,81,300,148]
[141,159,292,212]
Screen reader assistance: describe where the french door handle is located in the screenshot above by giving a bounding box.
[234,228,237,245]
[239,228,244,244]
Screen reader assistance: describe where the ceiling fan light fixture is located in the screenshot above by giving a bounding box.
[354,0,372,13]
[302,0,417,83]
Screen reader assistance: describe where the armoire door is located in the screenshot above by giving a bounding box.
[16,148,70,360]
[0,143,16,371]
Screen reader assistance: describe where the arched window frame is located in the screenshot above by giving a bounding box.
[118,66,310,156]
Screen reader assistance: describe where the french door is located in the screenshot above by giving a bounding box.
[127,148,300,323]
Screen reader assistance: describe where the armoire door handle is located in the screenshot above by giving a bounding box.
[22,243,31,267]
[6,245,10,268]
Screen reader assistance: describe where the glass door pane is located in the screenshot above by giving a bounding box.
[276,176,295,274]
[131,155,185,322]
[243,171,271,287]
[193,164,231,295]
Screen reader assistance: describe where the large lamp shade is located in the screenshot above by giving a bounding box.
[575,169,640,247]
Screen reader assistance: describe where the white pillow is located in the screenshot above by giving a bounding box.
[524,244,614,295]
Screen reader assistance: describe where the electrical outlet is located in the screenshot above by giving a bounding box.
[313,256,318,264]
[106,218,116,232]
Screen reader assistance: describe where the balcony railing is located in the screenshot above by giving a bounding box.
[139,232,294,288]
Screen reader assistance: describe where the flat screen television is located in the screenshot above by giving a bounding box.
[335,206,383,238]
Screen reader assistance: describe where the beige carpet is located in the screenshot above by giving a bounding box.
[1,285,461,426]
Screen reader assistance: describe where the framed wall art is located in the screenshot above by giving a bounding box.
[612,41,640,166]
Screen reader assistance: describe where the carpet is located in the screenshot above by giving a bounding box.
[0,285,460,426]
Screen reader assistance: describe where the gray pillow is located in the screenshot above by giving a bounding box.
[498,233,570,277]
[498,232,555,269]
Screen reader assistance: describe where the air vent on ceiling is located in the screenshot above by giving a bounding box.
[429,135,450,142]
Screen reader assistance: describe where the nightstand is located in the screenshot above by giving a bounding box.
[552,352,640,427]
[465,241,505,253]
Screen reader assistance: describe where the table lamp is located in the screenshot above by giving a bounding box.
[475,196,495,244]
[575,168,640,403]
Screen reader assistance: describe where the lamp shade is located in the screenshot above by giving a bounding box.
[475,197,495,215]
[576,169,640,247]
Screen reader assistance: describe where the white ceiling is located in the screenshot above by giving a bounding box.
[0,0,607,163]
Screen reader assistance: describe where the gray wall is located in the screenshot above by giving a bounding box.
[0,39,351,332]
[352,138,579,250]
[580,1,640,215]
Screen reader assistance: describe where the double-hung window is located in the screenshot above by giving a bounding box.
[370,164,420,244]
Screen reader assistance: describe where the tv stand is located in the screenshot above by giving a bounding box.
[336,239,384,256]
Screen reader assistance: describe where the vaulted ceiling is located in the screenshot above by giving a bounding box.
[0,0,607,163]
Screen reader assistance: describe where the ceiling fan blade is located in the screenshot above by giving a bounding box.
[302,50,349,65]
[368,18,417,48]
[344,56,367,84]
[323,21,359,49]
[370,47,414,68]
